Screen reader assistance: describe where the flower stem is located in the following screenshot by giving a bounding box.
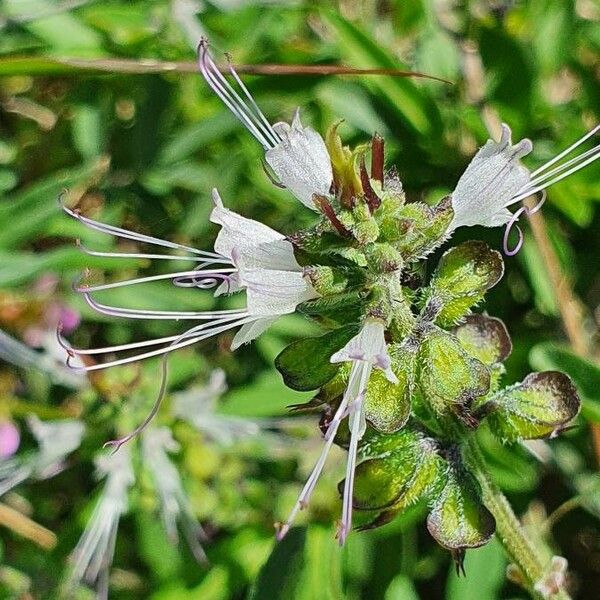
[465,437,572,600]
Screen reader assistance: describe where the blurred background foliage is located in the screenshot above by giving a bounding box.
[0,0,599,598]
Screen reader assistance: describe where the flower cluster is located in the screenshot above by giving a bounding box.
[59,41,598,566]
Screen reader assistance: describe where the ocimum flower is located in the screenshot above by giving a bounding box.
[65,448,134,597]
[0,416,84,497]
[59,189,319,443]
[449,123,599,254]
[276,318,398,545]
[142,427,208,564]
[198,40,333,209]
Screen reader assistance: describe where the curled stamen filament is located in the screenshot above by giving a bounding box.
[503,191,546,256]
[73,268,236,293]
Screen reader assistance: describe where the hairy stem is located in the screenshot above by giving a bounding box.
[465,437,571,600]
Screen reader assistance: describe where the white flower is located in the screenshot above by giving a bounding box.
[66,448,134,597]
[0,328,84,388]
[198,40,332,210]
[449,124,599,249]
[277,318,397,545]
[60,188,319,373]
[0,417,84,497]
[450,124,533,230]
[172,368,274,445]
[142,427,208,564]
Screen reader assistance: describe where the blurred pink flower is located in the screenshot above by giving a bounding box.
[0,421,20,458]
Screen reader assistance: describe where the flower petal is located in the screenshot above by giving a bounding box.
[241,268,318,317]
[450,124,532,230]
[265,109,333,210]
[231,317,278,349]
[331,319,398,384]
[210,189,285,259]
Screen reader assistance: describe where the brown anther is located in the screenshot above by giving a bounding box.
[359,156,381,212]
[313,194,351,238]
[371,133,384,186]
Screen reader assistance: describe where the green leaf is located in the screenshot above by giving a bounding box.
[364,346,415,433]
[320,11,442,139]
[530,342,600,424]
[248,526,343,600]
[275,325,358,391]
[350,428,442,510]
[483,372,581,442]
[426,241,504,326]
[427,451,495,551]
[417,328,490,416]
[453,314,512,366]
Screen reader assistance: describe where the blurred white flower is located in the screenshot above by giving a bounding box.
[66,448,134,599]
[198,40,333,209]
[142,427,208,564]
[0,417,84,497]
[277,319,397,545]
[0,328,84,388]
[172,369,265,446]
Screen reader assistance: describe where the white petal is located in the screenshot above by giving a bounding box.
[210,189,284,260]
[331,319,398,384]
[265,109,333,210]
[210,189,300,272]
[450,124,532,230]
[231,317,278,350]
[241,268,319,317]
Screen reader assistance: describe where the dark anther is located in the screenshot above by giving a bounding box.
[359,156,381,212]
[313,194,352,238]
[371,133,385,186]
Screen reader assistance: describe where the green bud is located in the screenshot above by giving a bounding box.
[427,449,496,554]
[365,243,403,273]
[303,265,347,296]
[417,328,490,417]
[480,371,580,442]
[425,241,504,327]
[381,196,454,261]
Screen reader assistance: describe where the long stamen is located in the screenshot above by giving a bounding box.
[73,269,235,293]
[529,124,600,178]
[60,197,221,259]
[65,315,253,372]
[511,146,600,203]
[76,241,232,265]
[198,40,278,150]
[276,364,364,541]
[81,292,247,321]
[511,145,600,204]
[524,143,600,190]
[338,364,370,545]
[225,54,281,147]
